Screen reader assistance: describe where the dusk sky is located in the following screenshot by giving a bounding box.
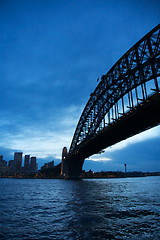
[0,0,160,172]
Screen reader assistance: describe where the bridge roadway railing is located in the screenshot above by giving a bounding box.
[69,24,160,154]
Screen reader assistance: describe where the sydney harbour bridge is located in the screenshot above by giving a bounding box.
[61,24,160,178]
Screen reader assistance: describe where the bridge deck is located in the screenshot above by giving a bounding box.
[67,93,160,177]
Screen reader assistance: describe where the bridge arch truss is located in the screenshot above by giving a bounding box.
[69,24,160,153]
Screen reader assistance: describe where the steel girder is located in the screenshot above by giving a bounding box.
[69,24,160,153]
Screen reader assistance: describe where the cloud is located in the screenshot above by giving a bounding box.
[1,0,160,172]
[83,135,160,172]
[87,156,112,162]
[0,104,82,162]
[105,125,160,153]
[84,125,160,164]
[83,125,160,172]
[1,104,159,168]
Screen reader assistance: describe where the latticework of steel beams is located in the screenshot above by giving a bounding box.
[69,24,160,153]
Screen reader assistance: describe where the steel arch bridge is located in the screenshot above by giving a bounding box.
[63,24,160,178]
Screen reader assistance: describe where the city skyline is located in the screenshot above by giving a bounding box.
[0,151,38,176]
[0,0,160,172]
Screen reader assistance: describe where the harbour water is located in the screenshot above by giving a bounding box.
[0,177,160,239]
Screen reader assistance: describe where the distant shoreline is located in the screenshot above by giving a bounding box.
[0,171,160,179]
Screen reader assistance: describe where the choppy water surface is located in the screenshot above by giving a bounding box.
[0,177,160,240]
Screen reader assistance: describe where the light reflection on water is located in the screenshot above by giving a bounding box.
[0,177,160,239]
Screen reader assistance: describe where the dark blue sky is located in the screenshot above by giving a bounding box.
[0,0,160,171]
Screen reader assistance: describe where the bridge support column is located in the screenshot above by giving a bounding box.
[68,157,84,179]
[61,147,84,179]
[61,147,69,177]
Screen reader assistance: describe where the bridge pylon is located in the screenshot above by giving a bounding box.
[61,146,84,179]
[61,147,69,177]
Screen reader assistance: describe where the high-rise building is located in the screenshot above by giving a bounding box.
[41,160,54,170]
[24,155,30,168]
[0,156,7,173]
[14,152,22,172]
[30,157,37,172]
[48,160,54,168]
[8,160,15,173]
[9,160,15,167]
[24,155,30,173]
